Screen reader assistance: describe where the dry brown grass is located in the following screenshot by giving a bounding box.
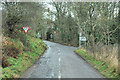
[88,43,118,72]
[2,37,24,68]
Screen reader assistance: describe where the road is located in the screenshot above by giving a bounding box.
[20,41,104,78]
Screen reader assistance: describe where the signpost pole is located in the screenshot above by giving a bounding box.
[26,33,27,49]
[79,33,82,48]
[79,38,81,48]
[79,32,87,49]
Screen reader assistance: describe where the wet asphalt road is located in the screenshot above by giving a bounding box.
[20,40,104,78]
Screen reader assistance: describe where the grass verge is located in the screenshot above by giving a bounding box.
[2,35,47,79]
[75,49,119,79]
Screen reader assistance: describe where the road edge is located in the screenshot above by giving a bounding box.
[19,44,48,78]
[74,51,106,78]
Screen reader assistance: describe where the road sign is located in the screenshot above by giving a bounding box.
[54,31,56,34]
[79,37,87,41]
[79,33,87,48]
[22,27,30,49]
[79,33,82,36]
[22,27,30,34]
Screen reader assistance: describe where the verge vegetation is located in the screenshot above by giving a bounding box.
[75,48,119,79]
[2,35,47,78]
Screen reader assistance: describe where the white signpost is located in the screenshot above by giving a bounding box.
[80,37,87,41]
[79,33,87,48]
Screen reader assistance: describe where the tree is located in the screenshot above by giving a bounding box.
[2,2,45,44]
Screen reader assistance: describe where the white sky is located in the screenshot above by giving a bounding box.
[43,2,56,21]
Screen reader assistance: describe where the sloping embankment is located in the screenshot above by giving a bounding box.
[2,35,47,79]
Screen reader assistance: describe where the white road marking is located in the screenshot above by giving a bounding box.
[58,71,61,78]
[59,58,61,62]
[58,58,61,78]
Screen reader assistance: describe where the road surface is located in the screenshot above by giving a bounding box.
[20,41,104,78]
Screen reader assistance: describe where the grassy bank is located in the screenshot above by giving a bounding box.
[2,35,47,78]
[75,49,119,79]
